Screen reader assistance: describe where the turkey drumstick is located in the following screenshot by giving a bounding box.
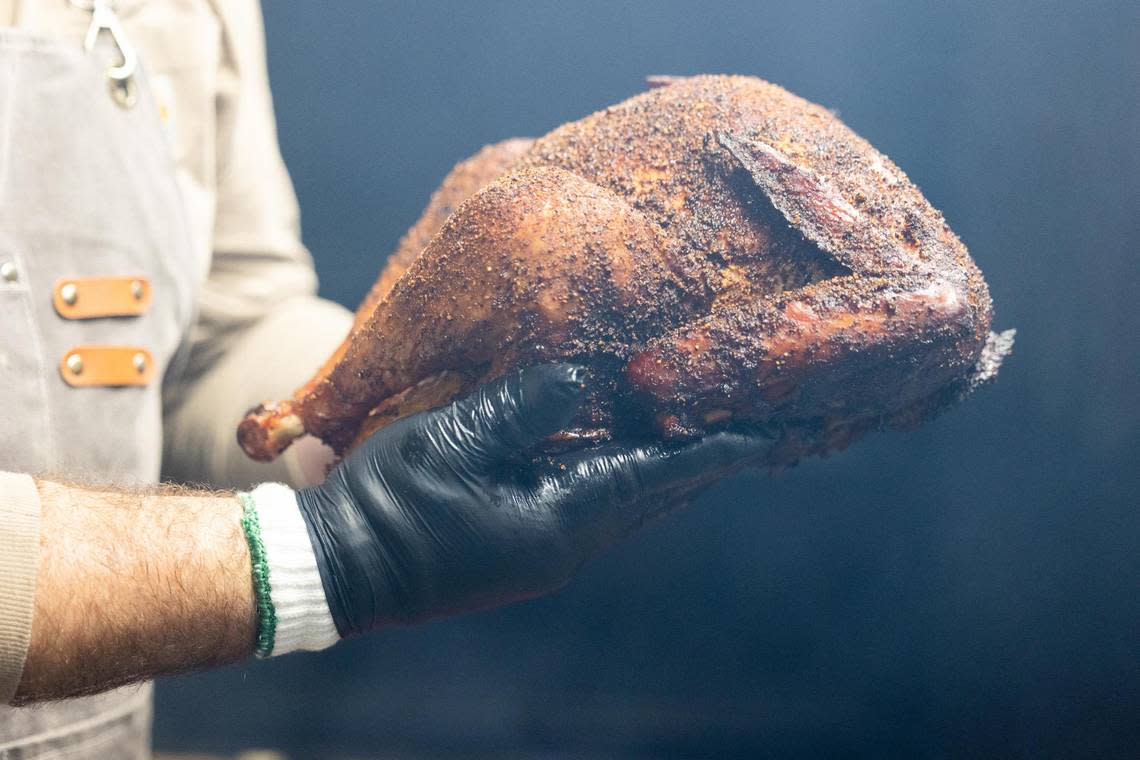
[240,166,691,458]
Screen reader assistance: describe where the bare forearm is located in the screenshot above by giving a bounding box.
[13,481,255,704]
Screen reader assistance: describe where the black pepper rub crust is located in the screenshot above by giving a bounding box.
[240,75,1003,466]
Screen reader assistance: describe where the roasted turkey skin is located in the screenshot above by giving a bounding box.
[238,75,1007,466]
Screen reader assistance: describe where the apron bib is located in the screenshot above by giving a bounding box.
[0,13,200,758]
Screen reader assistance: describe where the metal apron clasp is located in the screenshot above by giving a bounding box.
[70,0,139,108]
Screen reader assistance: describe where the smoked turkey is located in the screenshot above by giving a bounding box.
[239,75,1011,466]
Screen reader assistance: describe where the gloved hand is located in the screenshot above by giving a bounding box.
[296,364,769,637]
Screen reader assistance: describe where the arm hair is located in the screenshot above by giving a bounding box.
[11,480,255,704]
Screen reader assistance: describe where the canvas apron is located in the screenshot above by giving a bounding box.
[0,10,199,758]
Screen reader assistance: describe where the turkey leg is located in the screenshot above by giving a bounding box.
[239,166,687,460]
[284,139,534,420]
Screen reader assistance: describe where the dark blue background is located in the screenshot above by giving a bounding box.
[156,1,1139,757]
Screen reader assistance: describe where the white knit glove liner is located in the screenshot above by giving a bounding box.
[249,482,340,655]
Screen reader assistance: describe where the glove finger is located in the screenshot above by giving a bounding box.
[565,431,770,496]
[628,432,772,496]
[550,432,771,539]
[439,363,588,465]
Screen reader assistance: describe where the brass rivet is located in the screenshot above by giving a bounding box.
[132,352,147,374]
[60,282,78,306]
[0,262,17,283]
[66,353,84,375]
[130,280,144,300]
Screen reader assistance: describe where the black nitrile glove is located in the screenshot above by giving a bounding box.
[296,364,769,637]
